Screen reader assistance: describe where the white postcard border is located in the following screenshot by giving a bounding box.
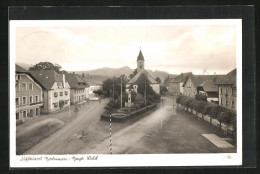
[9,19,242,167]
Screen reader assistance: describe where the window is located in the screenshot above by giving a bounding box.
[22,83,27,91]
[42,93,44,98]
[54,92,58,97]
[232,100,235,108]
[65,91,68,95]
[53,102,58,108]
[15,82,20,91]
[226,99,228,106]
[220,98,223,105]
[22,96,26,105]
[29,96,33,103]
[16,97,19,106]
[35,95,39,102]
[231,88,234,96]
[29,83,33,90]
[60,91,63,96]
[16,112,19,120]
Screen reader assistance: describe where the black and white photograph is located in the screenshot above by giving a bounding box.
[9,19,242,167]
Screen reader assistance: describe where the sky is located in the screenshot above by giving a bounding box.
[15,21,238,75]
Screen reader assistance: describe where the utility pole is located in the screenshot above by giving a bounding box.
[120,76,122,111]
[144,80,146,106]
[113,77,115,101]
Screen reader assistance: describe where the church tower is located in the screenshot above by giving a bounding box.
[137,48,145,72]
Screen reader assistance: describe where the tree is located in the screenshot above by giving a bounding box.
[29,62,64,73]
[155,77,161,84]
[129,68,138,79]
[195,93,207,102]
[93,89,103,96]
[102,76,127,99]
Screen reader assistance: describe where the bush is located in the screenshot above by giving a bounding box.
[190,100,198,110]
[183,97,194,108]
[195,93,207,102]
[178,95,236,127]
[196,101,207,114]
[176,95,184,104]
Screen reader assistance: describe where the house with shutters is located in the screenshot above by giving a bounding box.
[15,65,43,124]
[66,73,89,104]
[215,69,236,110]
[126,49,160,95]
[30,70,70,113]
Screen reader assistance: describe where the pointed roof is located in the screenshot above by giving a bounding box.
[29,70,65,90]
[81,76,102,86]
[66,73,88,89]
[16,64,27,73]
[215,69,236,87]
[182,74,225,87]
[128,69,158,84]
[137,49,145,61]
[198,79,218,92]
[170,72,192,83]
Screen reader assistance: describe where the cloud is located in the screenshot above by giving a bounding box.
[15,24,237,74]
[42,28,90,46]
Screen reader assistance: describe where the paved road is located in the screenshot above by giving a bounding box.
[79,96,235,154]
[25,96,235,154]
[25,100,109,154]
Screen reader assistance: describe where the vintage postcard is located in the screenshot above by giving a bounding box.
[9,19,242,167]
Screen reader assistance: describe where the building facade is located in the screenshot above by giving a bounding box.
[215,69,236,110]
[66,73,89,104]
[30,70,70,113]
[16,65,43,124]
[168,73,190,94]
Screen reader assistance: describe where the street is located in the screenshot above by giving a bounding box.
[22,96,236,155]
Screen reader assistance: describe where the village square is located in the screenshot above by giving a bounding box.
[15,48,237,155]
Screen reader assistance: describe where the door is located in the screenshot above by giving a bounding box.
[30,109,33,117]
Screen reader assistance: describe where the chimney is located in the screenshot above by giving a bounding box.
[82,73,85,77]
[73,72,75,74]
[63,74,66,88]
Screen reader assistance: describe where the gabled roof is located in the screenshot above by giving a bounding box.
[127,69,158,84]
[81,77,102,86]
[183,74,225,87]
[29,70,65,90]
[16,64,45,89]
[66,73,88,89]
[198,80,218,92]
[137,50,145,61]
[16,64,28,73]
[170,72,192,83]
[215,69,236,87]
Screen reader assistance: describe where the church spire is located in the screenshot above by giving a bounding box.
[137,48,145,72]
[137,47,145,61]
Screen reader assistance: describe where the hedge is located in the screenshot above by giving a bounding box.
[176,95,236,128]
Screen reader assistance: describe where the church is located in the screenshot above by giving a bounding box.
[126,49,160,95]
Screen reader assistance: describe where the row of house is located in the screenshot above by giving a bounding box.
[165,69,236,110]
[15,65,102,124]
